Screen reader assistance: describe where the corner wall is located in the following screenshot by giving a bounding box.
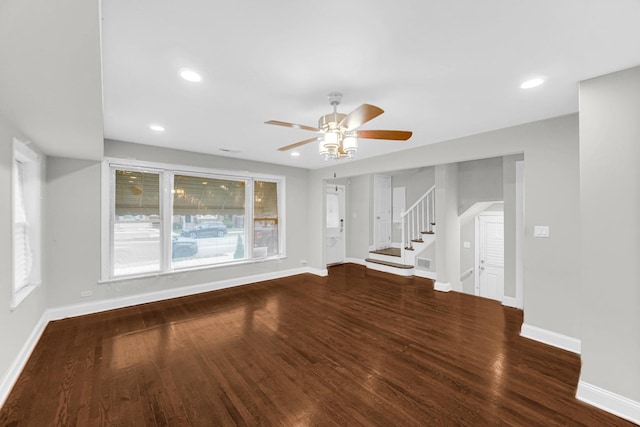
[0,116,48,404]
[578,66,640,411]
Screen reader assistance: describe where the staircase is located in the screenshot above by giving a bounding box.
[365,186,436,276]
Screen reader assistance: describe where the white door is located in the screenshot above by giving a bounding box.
[477,214,504,301]
[326,185,345,265]
[373,175,392,250]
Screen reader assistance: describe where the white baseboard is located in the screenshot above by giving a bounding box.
[307,267,328,277]
[48,267,317,321]
[0,311,50,408]
[345,257,366,266]
[520,323,581,354]
[414,269,437,280]
[502,296,522,309]
[434,281,451,292]
[577,380,640,425]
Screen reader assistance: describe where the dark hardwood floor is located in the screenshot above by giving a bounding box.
[0,264,632,426]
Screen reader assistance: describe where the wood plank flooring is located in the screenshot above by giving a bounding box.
[0,264,632,426]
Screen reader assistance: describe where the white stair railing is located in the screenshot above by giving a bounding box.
[400,185,436,262]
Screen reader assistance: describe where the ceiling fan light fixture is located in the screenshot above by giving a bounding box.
[342,136,358,158]
[323,131,340,148]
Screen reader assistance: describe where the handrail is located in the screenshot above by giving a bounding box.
[401,185,435,218]
[460,267,474,281]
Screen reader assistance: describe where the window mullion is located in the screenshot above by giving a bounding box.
[246,179,254,259]
[161,172,174,272]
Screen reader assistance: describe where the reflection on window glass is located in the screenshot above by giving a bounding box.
[113,170,161,276]
[172,175,246,269]
[254,181,278,257]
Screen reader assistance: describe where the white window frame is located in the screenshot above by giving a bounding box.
[11,138,42,309]
[101,157,286,282]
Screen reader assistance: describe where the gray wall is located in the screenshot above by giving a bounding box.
[44,140,311,308]
[579,66,640,401]
[457,157,503,215]
[309,114,581,340]
[0,116,48,392]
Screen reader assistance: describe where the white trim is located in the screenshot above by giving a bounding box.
[105,156,285,182]
[415,269,437,280]
[576,381,640,425]
[306,267,328,277]
[50,267,320,321]
[345,257,366,266]
[0,311,49,408]
[501,296,519,308]
[515,160,524,309]
[102,158,287,282]
[434,281,451,292]
[520,323,581,354]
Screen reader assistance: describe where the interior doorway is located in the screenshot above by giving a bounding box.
[475,212,504,301]
[326,184,345,265]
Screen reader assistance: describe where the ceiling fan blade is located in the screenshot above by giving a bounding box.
[278,137,321,151]
[265,120,320,132]
[355,130,413,141]
[338,104,384,130]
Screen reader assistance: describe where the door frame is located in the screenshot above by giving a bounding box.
[474,211,504,299]
[325,184,346,266]
[373,174,392,250]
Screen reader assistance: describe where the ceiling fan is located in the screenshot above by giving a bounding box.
[265,92,412,160]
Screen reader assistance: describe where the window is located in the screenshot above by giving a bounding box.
[103,159,285,280]
[12,138,42,308]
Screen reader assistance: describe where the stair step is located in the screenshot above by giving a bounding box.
[421,231,435,235]
[365,258,413,269]
[411,239,424,243]
[405,246,414,251]
[369,247,401,257]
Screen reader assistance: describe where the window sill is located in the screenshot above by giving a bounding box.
[99,254,287,284]
[10,283,40,310]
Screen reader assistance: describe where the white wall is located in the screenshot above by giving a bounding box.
[579,66,640,403]
[44,140,311,309]
[309,114,581,340]
[0,116,48,400]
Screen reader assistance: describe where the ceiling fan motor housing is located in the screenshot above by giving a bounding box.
[318,113,347,132]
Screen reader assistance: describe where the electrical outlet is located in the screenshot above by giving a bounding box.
[80,290,93,298]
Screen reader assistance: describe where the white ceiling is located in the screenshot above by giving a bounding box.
[0,0,104,160]
[101,0,640,169]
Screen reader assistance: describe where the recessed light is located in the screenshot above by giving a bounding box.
[179,69,202,83]
[520,78,544,89]
[291,152,300,157]
[149,124,165,132]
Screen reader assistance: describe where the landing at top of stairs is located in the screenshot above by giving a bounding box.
[369,247,401,257]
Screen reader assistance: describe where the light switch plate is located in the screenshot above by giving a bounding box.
[534,226,550,238]
[463,241,471,248]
